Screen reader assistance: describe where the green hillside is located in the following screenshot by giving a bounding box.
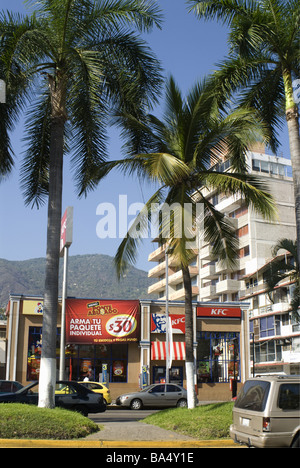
[0,254,154,307]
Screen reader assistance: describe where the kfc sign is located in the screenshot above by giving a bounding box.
[151,314,185,334]
[197,307,241,318]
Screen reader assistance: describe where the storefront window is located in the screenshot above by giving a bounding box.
[196,332,240,383]
[27,327,60,381]
[153,366,183,385]
[68,344,128,383]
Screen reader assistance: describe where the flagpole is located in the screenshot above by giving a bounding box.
[165,244,170,384]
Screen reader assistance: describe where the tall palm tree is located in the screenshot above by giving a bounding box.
[188,0,300,264]
[0,0,163,408]
[97,76,277,408]
[264,239,299,317]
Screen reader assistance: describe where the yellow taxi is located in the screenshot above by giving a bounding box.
[78,381,112,405]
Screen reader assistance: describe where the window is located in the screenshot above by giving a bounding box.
[252,159,260,171]
[196,332,240,383]
[237,225,249,237]
[235,380,271,412]
[166,384,182,392]
[68,344,128,383]
[260,316,275,338]
[152,384,166,393]
[27,327,60,381]
[254,340,282,363]
[239,245,250,258]
[278,384,300,410]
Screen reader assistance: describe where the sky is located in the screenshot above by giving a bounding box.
[0,0,291,272]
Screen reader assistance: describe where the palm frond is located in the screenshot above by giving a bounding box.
[20,90,52,208]
[202,170,277,220]
[67,47,108,197]
[114,187,165,277]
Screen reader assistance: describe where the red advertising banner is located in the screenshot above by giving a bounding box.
[197,306,241,318]
[66,299,140,344]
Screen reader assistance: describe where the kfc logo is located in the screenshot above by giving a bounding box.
[197,307,241,318]
[211,309,228,316]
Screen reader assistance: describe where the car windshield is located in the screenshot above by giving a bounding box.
[235,380,271,412]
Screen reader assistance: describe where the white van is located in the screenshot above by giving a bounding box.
[230,375,300,448]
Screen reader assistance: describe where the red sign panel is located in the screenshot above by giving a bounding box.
[151,313,185,334]
[197,307,241,318]
[60,206,73,254]
[66,299,140,344]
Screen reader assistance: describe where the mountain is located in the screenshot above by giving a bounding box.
[0,254,154,307]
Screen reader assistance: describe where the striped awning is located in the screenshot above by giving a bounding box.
[151,341,186,361]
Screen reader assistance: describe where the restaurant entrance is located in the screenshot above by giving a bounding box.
[152,366,184,386]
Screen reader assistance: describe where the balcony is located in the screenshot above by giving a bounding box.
[201,263,219,279]
[216,279,241,295]
[199,284,218,299]
[148,244,167,262]
[148,278,166,295]
[200,244,216,261]
[148,261,166,278]
[169,286,199,301]
[215,193,243,214]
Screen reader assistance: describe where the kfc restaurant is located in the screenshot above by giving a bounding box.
[6,295,249,401]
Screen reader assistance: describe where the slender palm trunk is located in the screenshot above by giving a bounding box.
[286,105,300,269]
[181,263,196,409]
[38,75,66,408]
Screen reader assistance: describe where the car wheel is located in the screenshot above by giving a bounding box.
[291,433,300,448]
[130,398,143,410]
[74,405,88,417]
[176,398,187,408]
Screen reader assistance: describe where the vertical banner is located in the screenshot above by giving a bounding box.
[101,364,108,385]
[60,206,73,256]
[66,299,140,344]
[166,316,173,369]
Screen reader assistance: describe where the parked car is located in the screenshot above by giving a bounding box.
[0,380,106,416]
[116,383,188,410]
[0,380,23,394]
[230,375,300,448]
[78,381,112,405]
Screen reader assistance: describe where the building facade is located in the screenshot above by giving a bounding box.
[148,149,295,303]
[5,295,250,401]
[147,149,299,376]
[241,256,300,376]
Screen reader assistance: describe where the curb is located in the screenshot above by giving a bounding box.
[0,438,238,448]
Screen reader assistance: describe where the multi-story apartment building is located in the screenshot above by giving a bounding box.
[148,148,295,303]
[147,148,298,378]
[241,253,300,375]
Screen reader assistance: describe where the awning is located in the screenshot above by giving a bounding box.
[151,341,186,361]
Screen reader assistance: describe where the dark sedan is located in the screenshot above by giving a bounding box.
[0,380,23,394]
[0,380,106,416]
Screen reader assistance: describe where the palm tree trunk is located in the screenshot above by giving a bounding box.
[286,105,300,269]
[38,76,66,408]
[283,70,300,268]
[181,263,196,409]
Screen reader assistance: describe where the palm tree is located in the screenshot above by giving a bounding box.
[188,0,300,264]
[98,76,277,408]
[264,239,299,317]
[0,0,163,408]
